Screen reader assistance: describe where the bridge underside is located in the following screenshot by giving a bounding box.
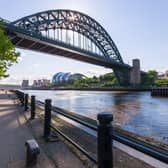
[7,30,131,86]
[7,30,130,69]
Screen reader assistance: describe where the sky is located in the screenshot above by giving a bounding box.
[1,0,168,84]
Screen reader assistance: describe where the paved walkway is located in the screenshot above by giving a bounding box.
[0,91,86,168]
[0,91,56,168]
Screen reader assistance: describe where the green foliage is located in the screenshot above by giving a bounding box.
[141,70,158,86]
[73,80,89,88]
[112,77,118,85]
[102,81,115,87]
[155,79,168,86]
[72,72,118,88]
[0,26,20,78]
[147,70,158,80]
[99,73,116,81]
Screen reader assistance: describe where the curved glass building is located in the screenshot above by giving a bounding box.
[52,72,85,84]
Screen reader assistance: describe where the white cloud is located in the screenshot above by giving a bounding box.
[32,63,40,68]
[80,69,112,77]
[0,77,21,85]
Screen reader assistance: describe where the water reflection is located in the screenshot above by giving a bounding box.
[112,92,141,125]
[24,90,168,144]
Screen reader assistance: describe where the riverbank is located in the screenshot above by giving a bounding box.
[24,86,151,91]
[34,104,166,168]
[49,104,168,154]
[47,114,156,168]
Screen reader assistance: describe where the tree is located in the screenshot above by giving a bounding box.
[141,70,158,86]
[0,24,20,78]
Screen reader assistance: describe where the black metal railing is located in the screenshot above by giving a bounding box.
[15,90,168,167]
[151,87,168,97]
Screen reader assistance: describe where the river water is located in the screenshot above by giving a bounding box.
[24,90,168,144]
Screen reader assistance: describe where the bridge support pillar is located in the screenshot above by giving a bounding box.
[130,59,141,86]
[114,68,131,86]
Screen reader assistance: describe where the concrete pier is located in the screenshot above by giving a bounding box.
[130,59,141,85]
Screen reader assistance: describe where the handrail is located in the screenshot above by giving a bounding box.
[50,124,97,163]
[114,132,168,164]
[36,100,45,107]
[36,112,97,164]
[36,100,97,130]
[15,90,168,165]
[52,106,97,131]
[51,103,168,164]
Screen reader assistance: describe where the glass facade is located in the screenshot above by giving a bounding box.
[52,72,85,84]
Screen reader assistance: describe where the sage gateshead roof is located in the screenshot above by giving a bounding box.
[52,72,85,83]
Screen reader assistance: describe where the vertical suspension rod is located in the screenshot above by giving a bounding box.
[83,35,85,49]
[61,28,62,41]
[73,30,75,46]
[78,33,81,48]
[57,28,59,41]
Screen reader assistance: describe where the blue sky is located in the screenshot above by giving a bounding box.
[1,0,168,84]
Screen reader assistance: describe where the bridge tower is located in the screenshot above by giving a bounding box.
[130,59,141,85]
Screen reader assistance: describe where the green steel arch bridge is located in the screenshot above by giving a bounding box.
[0,9,132,85]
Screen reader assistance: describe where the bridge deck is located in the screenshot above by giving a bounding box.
[7,25,131,70]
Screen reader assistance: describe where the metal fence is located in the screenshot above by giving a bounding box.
[15,90,168,167]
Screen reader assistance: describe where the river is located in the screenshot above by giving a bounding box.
[24,90,168,144]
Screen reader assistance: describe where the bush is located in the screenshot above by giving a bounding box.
[155,79,168,86]
[72,72,118,88]
[102,81,116,87]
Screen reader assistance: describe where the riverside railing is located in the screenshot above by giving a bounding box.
[15,90,168,167]
[151,87,168,97]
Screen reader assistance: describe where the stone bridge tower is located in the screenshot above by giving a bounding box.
[130,59,141,85]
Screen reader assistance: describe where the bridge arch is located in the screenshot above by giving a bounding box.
[2,9,132,85]
[11,9,124,64]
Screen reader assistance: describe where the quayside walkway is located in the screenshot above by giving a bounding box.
[0,91,86,168]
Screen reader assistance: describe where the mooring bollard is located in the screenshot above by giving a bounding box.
[97,112,113,168]
[22,92,25,105]
[44,99,52,139]
[24,94,28,111]
[31,95,36,119]
[25,139,40,167]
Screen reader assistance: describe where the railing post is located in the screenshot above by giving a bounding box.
[20,91,24,105]
[24,94,28,111]
[22,92,25,105]
[31,95,36,119]
[44,99,52,139]
[97,112,113,168]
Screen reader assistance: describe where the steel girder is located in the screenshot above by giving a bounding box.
[11,9,124,64]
